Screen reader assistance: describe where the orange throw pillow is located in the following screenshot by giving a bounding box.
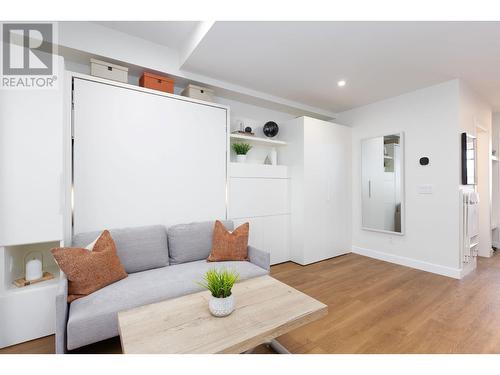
[51,230,128,302]
[207,220,249,262]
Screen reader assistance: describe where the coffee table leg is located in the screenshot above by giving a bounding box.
[242,340,291,354]
[268,339,291,354]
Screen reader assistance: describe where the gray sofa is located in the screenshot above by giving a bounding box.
[55,220,270,353]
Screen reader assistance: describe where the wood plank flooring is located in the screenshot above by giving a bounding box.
[3,252,500,354]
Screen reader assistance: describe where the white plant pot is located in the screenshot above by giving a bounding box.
[209,294,235,317]
[236,154,247,163]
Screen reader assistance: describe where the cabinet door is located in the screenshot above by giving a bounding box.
[262,215,290,265]
[228,178,289,219]
[0,75,63,245]
[233,215,290,265]
[0,286,57,348]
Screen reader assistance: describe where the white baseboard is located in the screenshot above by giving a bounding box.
[352,246,462,279]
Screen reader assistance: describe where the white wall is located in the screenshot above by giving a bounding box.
[338,80,463,276]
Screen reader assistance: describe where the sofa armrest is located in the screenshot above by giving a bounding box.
[55,276,68,354]
[248,246,270,272]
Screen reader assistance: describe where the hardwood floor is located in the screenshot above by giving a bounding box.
[3,252,500,354]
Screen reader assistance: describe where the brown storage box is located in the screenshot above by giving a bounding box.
[139,72,175,93]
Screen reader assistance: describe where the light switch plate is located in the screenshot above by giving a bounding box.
[418,184,433,194]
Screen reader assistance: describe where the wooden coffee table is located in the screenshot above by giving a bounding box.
[117,275,328,354]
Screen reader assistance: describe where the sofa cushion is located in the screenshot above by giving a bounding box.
[167,220,233,265]
[52,230,128,302]
[66,259,267,350]
[72,225,169,274]
[208,221,249,262]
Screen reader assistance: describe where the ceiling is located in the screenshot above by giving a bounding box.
[93,21,199,49]
[95,21,500,112]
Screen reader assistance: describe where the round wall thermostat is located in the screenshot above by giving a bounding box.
[419,157,430,166]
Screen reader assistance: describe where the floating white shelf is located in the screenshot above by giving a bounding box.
[229,133,287,146]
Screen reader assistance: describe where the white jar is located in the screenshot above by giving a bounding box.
[209,294,235,317]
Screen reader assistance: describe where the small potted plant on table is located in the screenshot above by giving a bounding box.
[232,142,252,163]
[198,268,239,317]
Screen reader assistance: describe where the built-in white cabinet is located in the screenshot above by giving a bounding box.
[228,163,291,265]
[0,57,64,348]
[281,116,352,265]
[0,64,64,246]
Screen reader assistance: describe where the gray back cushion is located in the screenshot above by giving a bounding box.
[167,220,233,265]
[72,225,169,274]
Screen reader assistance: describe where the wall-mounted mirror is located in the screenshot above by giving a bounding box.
[361,133,404,234]
[461,132,477,185]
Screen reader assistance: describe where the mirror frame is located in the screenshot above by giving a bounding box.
[361,131,405,236]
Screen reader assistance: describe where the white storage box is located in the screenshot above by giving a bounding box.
[90,58,128,83]
[181,84,215,102]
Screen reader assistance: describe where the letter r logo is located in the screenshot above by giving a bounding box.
[2,23,53,75]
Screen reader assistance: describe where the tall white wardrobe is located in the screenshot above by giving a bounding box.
[281,117,352,265]
[281,117,351,265]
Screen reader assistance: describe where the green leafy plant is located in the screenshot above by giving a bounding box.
[197,268,240,298]
[232,142,252,155]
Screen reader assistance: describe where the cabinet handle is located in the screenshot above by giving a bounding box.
[368,180,372,198]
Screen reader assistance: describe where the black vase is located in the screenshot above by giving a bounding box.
[263,121,279,138]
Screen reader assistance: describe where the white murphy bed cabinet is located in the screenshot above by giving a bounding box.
[71,77,228,234]
[0,59,64,348]
[280,117,352,265]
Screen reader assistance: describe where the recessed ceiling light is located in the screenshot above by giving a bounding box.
[337,80,346,87]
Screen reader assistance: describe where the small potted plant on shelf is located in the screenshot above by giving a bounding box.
[198,268,239,317]
[232,142,252,163]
